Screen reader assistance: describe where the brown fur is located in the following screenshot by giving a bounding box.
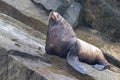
[45,11,109,74]
[46,11,77,58]
[77,39,109,65]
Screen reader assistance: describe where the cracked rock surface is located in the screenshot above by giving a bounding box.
[0,0,120,80]
[0,12,120,80]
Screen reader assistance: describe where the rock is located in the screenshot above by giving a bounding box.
[7,50,80,80]
[30,0,72,16]
[0,12,120,80]
[31,0,62,11]
[0,48,47,80]
[0,13,46,56]
[80,0,120,42]
[0,0,48,34]
[0,0,79,33]
[1,0,120,42]
[63,2,82,27]
[0,13,86,80]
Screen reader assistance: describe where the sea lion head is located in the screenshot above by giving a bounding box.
[48,11,73,30]
[49,11,63,21]
[48,11,64,27]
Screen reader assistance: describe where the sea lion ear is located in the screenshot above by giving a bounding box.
[66,45,87,74]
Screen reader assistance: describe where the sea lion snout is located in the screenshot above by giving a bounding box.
[49,11,60,21]
[49,11,57,20]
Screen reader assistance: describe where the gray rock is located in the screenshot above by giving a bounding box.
[31,0,62,11]
[0,0,74,33]
[0,12,120,80]
[63,2,82,27]
[2,0,48,25]
[0,48,47,80]
[80,0,120,42]
[0,0,48,34]
[0,12,79,80]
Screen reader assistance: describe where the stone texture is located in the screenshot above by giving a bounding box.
[63,2,82,27]
[0,12,120,80]
[0,0,78,33]
[0,13,46,56]
[0,13,79,80]
[0,0,120,42]
[1,0,48,25]
[31,0,62,11]
[80,0,120,42]
[0,48,47,80]
[0,0,48,34]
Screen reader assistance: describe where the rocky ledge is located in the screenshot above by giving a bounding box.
[1,0,120,42]
[0,0,120,80]
[0,12,120,80]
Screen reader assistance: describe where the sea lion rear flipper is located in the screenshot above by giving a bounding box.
[93,64,106,71]
[66,48,87,74]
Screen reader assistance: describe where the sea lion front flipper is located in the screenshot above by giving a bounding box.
[66,54,87,74]
[66,45,87,74]
[93,64,106,71]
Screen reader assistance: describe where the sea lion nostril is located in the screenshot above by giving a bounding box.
[49,13,56,20]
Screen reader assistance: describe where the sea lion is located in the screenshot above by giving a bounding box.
[45,11,109,74]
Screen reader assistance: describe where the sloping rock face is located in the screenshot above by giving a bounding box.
[0,0,120,42]
[0,12,120,80]
[0,48,47,80]
[0,0,81,29]
[0,13,80,80]
[0,0,48,34]
[0,0,120,80]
